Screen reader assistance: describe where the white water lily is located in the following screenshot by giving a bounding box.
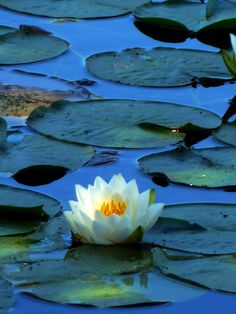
[64,174,164,245]
[221,33,236,77]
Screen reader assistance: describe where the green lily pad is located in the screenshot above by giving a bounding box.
[0,118,94,175]
[0,25,16,36]
[0,217,70,264]
[0,0,148,19]
[27,99,221,148]
[86,47,231,87]
[153,248,236,293]
[0,279,14,314]
[8,245,205,307]
[213,121,236,146]
[21,269,205,307]
[0,184,61,217]
[0,27,68,65]
[162,203,236,231]
[144,217,236,255]
[8,245,153,283]
[134,1,236,34]
[139,146,236,188]
[0,184,63,240]
[0,205,48,236]
[0,236,38,264]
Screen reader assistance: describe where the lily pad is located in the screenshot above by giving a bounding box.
[0,0,148,19]
[21,269,205,307]
[144,217,236,255]
[0,25,16,36]
[8,245,153,283]
[0,236,38,264]
[134,1,236,34]
[0,27,68,65]
[0,184,61,217]
[213,121,236,146]
[0,279,14,314]
[0,205,48,236]
[0,118,94,175]
[139,146,236,188]
[8,245,205,307]
[0,84,92,117]
[27,99,221,148]
[153,248,236,293]
[86,47,231,87]
[162,203,236,231]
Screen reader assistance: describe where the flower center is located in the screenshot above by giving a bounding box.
[100,199,126,217]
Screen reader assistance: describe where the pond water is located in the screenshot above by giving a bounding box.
[1,3,236,314]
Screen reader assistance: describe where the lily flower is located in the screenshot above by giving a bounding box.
[221,33,236,77]
[64,174,164,245]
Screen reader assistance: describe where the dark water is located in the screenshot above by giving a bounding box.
[1,5,236,314]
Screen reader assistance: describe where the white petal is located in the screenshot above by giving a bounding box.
[129,192,148,227]
[143,203,164,231]
[73,220,96,243]
[93,176,108,191]
[92,210,113,239]
[109,174,127,192]
[63,211,78,233]
[108,215,133,243]
[75,184,92,207]
[121,179,140,213]
[230,33,236,54]
[69,200,94,220]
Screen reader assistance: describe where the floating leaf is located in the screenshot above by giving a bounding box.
[0,27,68,65]
[0,279,14,314]
[0,184,61,217]
[27,99,221,148]
[0,25,16,36]
[0,204,48,236]
[8,245,153,283]
[0,118,94,176]
[139,146,236,188]
[0,84,91,117]
[22,269,205,307]
[8,245,205,307]
[144,217,236,255]
[86,47,231,87]
[0,236,38,264]
[162,203,236,231]
[0,0,148,19]
[153,248,236,293]
[134,1,236,34]
[213,121,236,146]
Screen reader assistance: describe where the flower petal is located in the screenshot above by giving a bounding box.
[63,211,78,233]
[108,215,133,242]
[109,173,127,192]
[92,210,112,238]
[75,184,92,207]
[230,33,236,54]
[69,200,94,220]
[93,176,108,191]
[143,203,164,232]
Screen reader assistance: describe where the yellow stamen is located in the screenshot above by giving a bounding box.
[100,199,126,217]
